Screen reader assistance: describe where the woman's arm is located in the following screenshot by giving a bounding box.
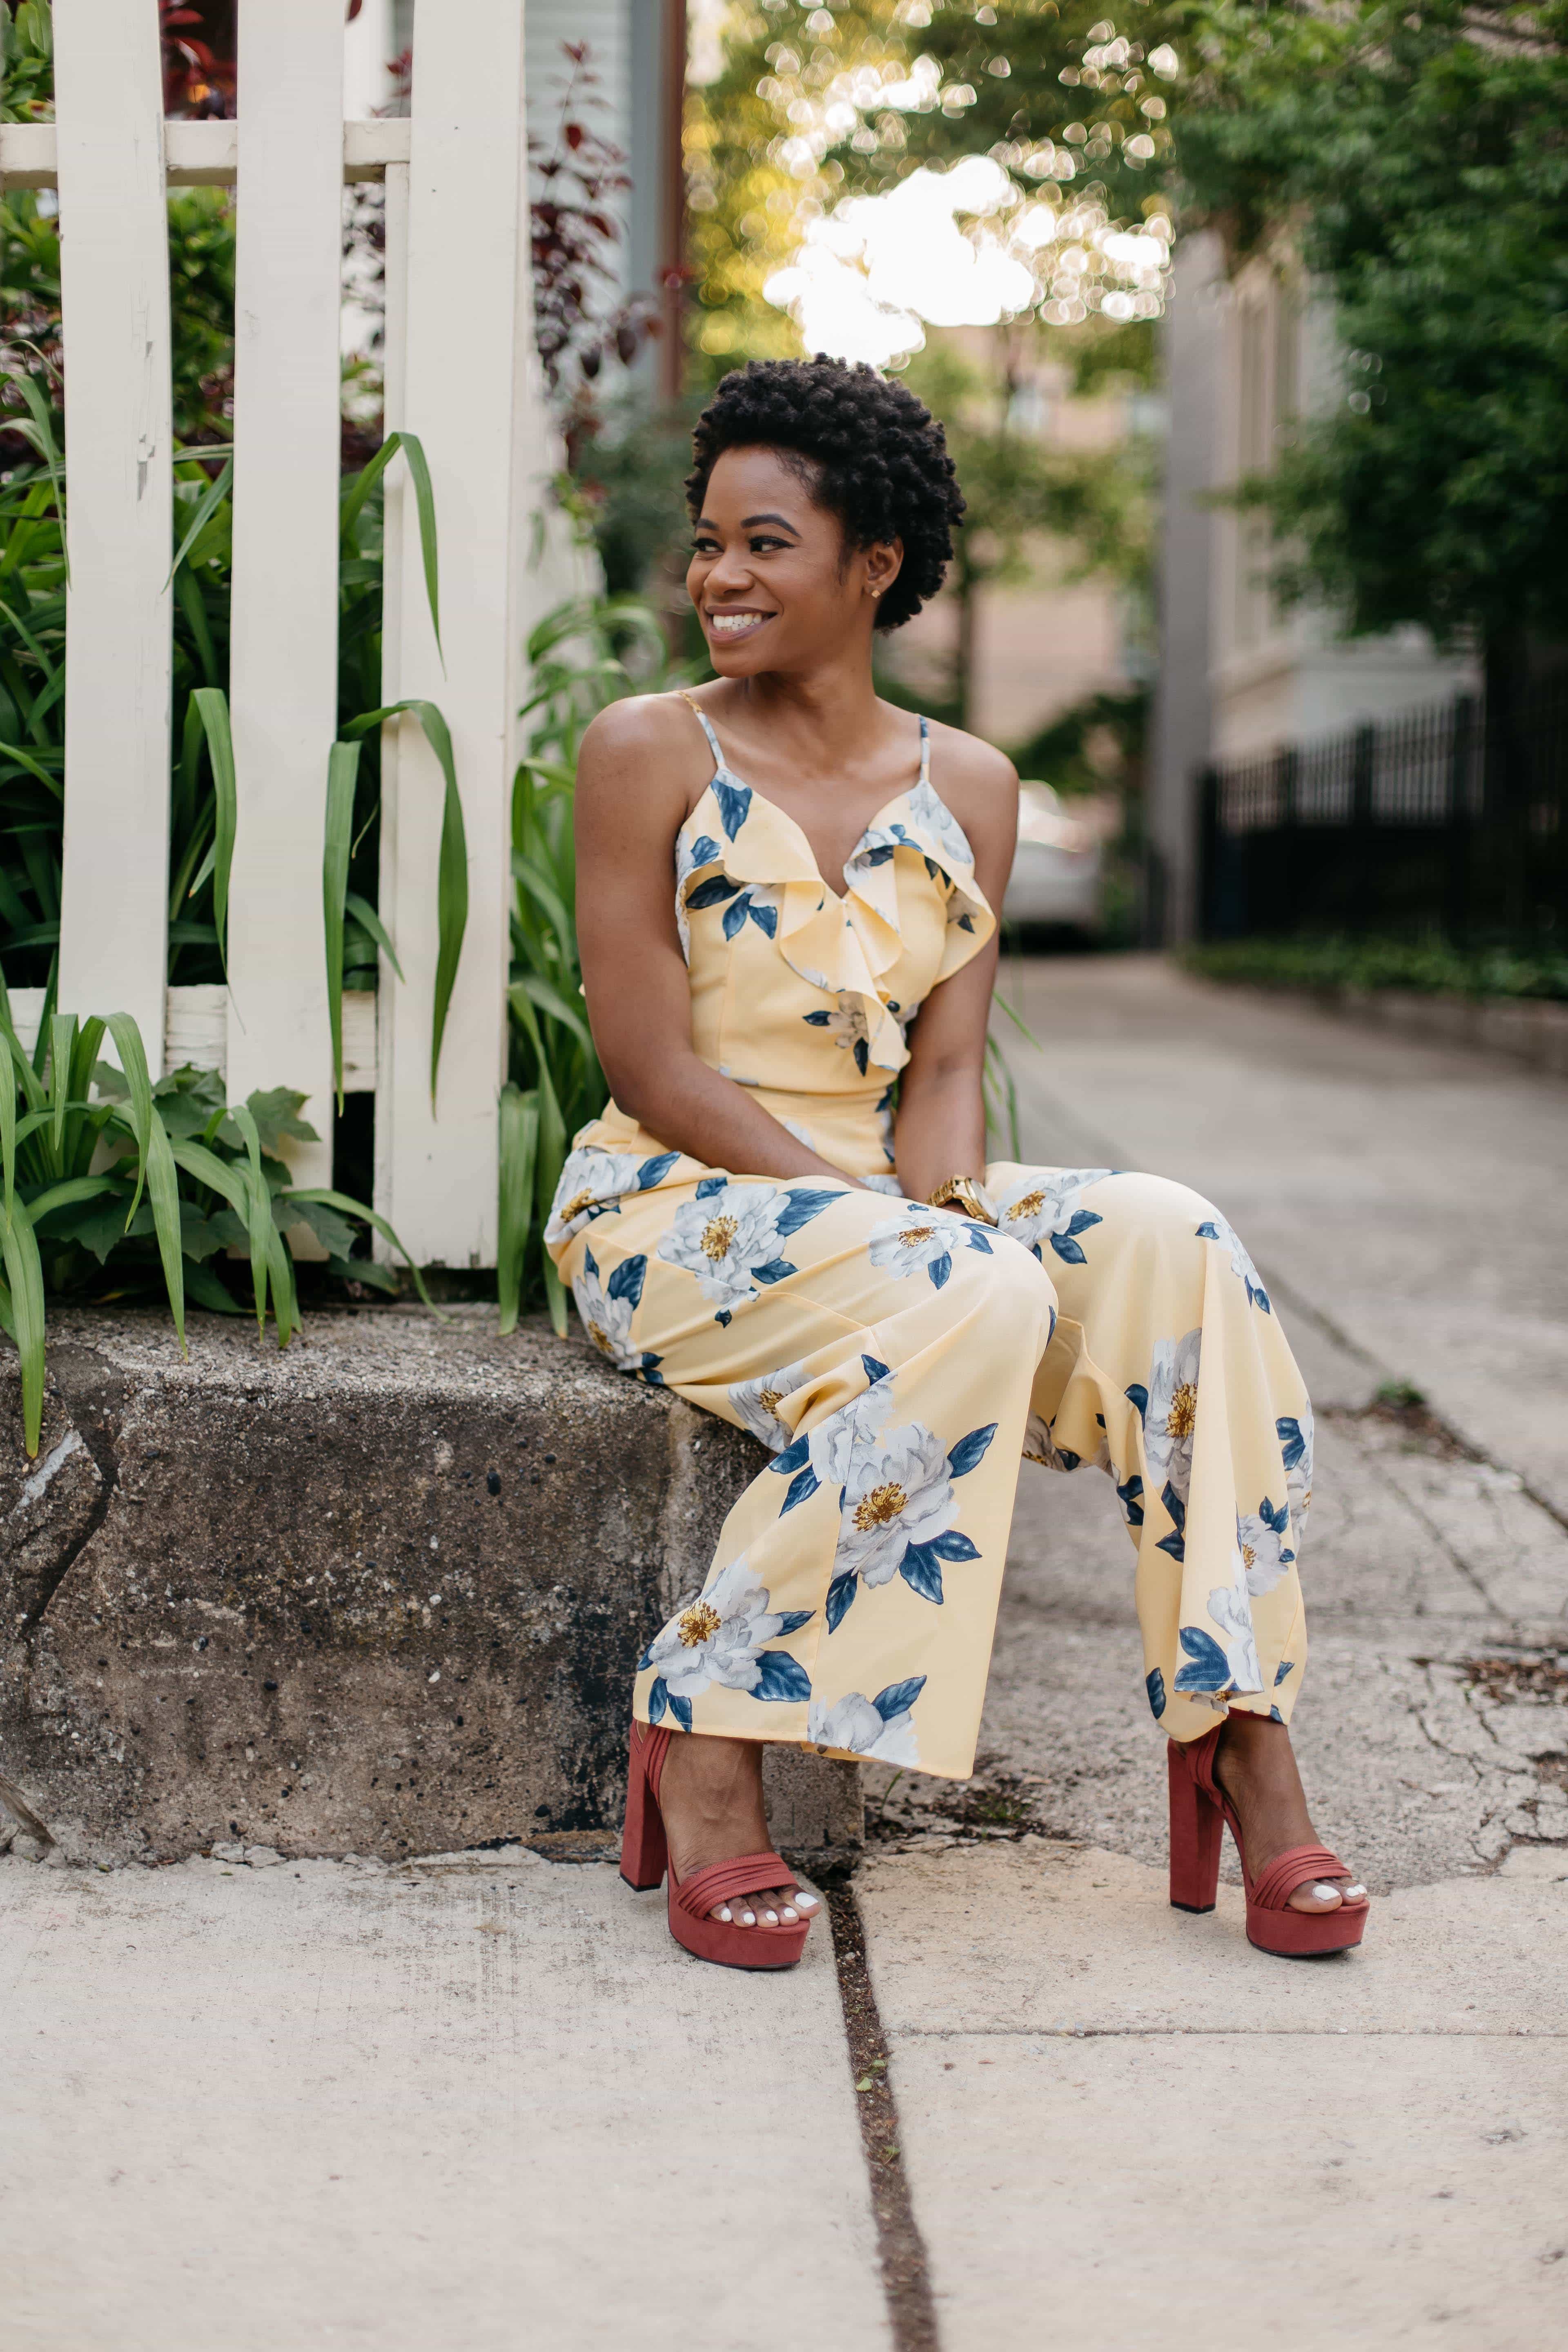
[574,696,863,1187]
[892,730,1018,1205]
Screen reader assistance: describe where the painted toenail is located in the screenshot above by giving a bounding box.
[1311,1883,1340,1901]
[795,1892,819,1909]
[781,1907,798,1921]
[718,1907,732,1922]
[1343,1884,1366,1901]
[740,1909,755,1924]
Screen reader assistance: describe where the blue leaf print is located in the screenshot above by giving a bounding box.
[636,1639,655,1670]
[860,842,896,868]
[770,1434,811,1476]
[746,897,778,938]
[775,1610,814,1637]
[928,1252,952,1290]
[721,893,748,940]
[1174,1626,1233,1693]
[752,1258,797,1285]
[802,1010,832,1029]
[647,1676,668,1723]
[1274,1660,1294,1685]
[636,1152,679,1191]
[668,1692,694,1733]
[686,832,721,869]
[713,777,752,839]
[638,1356,665,1384]
[774,1187,844,1237]
[874,1675,927,1720]
[781,1463,820,1514]
[1156,1481,1187,1561]
[948,1423,998,1477]
[853,1039,869,1076]
[955,913,975,933]
[965,1227,994,1255]
[715,1309,732,1328]
[1276,1416,1307,1470]
[695,1175,726,1199]
[1146,1667,1167,1719]
[899,1544,945,1604]
[1258,1494,1290,1538]
[826,1572,858,1632]
[1125,1382,1149,1420]
[930,1529,980,1561]
[1269,1704,1285,1722]
[753,1650,812,1702]
[1056,1448,1082,1469]
[862,1354,892,1384]
[687,874,742,911]
[1116,1472,1145,1527]
[1196,1220,1220,1240]
[1049,1209,1102,1265]
[606,1254,647,1310]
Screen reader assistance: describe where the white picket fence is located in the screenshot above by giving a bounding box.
[0,0,570,1270]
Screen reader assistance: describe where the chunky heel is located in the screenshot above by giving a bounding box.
[1167,1724,1369,1959]
[1167,1737,1222,1912]
[619,1727,668,1890]
[619,1722,812,1971]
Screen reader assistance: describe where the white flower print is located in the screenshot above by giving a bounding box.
[547,1145,676,1247]
[1236,1497,1294,1597]
[837,1419,960,1589]
[1277,1410,1314,1545]
[993,1168,1110,1265]
[639,1557,812,1721]
[656,1179,839,1316]
[570,1247,662,1382]
[674,823,724,961]
[1134,1328,1203,1508]
[862,1173,906,1198]
[808,1678,926,1768]
[868,1205,992,1290]
[729,1359,809,1451]
[906,777,976,871]
[1022,1411,1107,1472]
[1209,1550,1264,1692]
[802,994,872,1075]
[1196,1212,1272,1312]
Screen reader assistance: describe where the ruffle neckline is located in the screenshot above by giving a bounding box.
[675,759,995,1077]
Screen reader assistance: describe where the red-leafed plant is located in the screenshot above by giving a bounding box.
[160,2,235,119]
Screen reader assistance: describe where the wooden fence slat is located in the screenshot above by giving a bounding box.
[376,0,563,1268]
[53,0,173,1065]
[225,0,345,1190]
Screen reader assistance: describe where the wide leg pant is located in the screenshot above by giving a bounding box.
[557,1163,1312,1781]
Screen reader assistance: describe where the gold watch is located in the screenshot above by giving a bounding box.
[927,1174,997,1225]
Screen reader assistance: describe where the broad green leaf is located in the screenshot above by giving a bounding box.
[243,1087,317,1154]
[284,1187,440,1314]
[183,1262,246,1315]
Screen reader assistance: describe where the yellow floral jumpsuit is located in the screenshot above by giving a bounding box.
[546,702,1312,1780]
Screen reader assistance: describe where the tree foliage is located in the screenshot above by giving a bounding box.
[1175,0,1568,656]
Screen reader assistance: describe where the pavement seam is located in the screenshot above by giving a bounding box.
[887,2025,1567,2040]
[826,1885,943,2352]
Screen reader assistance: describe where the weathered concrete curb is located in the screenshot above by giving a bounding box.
[0,1306,860,1867]
[1202,976,1568,1077]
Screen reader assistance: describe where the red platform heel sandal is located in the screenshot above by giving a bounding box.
[619,1722,812,1971]
[1167,1725,1369,1958]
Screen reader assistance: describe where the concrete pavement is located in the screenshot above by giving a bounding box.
[4,957,1566,2349]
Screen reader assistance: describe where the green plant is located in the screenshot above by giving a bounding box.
[1181,934,1568,1002]
[0,984,430,1456]
[498,594,690,1335]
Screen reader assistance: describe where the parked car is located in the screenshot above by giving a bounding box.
[1002,781,1104,937]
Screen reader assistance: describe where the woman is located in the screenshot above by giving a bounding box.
[548,356,1367,1970]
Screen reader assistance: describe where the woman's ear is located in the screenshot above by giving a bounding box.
[863,538,904,604]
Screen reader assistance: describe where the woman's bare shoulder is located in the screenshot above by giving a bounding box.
[920,718,1018,846]
[576,693,715,838]
[579,690,707,770]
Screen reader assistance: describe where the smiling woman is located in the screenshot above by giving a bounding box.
[546,356,1367,1974]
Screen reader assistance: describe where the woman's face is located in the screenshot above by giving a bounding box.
[686,444,902,677]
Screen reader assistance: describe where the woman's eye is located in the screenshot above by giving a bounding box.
[749,535,787,552]
[691,538,718,556]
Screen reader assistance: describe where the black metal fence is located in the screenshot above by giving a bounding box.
[1197,679,1568,942]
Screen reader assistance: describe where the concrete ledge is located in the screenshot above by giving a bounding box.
[0,1307,861,1867]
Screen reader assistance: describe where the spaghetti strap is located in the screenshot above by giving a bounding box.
[918,713,931,786]
[677,691,725,773]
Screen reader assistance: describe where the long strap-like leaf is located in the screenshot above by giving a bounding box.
[166,450,234,587]
[323,739,362,1110]
[497,1082,539,1338]
[190,688,238,973]
[0,1196,47,1455]
[339,429,442,667]
[225,1103,274,1334]
[343,699,466,1105]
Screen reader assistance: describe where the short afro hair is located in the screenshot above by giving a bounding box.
[686,355,964,632]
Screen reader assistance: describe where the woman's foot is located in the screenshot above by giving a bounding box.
[1214,1711,1367,1913]
[654,1732,820,1930]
